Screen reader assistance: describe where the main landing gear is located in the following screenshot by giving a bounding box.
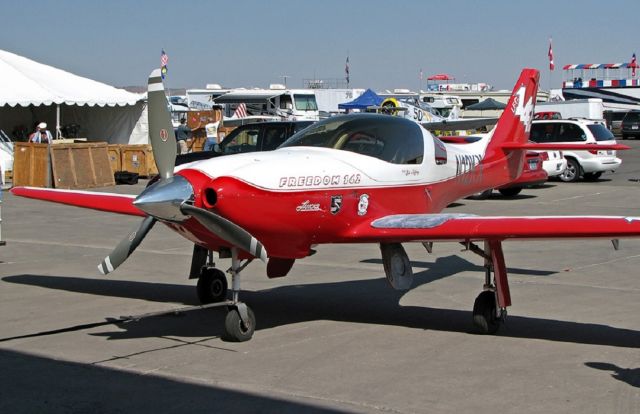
[463,240,511,334]
[197,248,256,342]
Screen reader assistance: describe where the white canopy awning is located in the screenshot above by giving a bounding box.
[0,49,142,107]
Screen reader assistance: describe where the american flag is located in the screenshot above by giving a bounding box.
[160,49,168,79]
[548,38,554,71]
[632,53,637,77]
[233,103,247,118]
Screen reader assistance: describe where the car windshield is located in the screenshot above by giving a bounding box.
[294,94,318,111]
[280,114,424,164]
[624,111,640,122]
[587,124,616,141]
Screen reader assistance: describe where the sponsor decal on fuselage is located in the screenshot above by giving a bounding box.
[357,194,369,216]
[296,200,323,212]
[331,195,343,215]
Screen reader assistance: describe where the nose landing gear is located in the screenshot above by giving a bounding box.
[195,247,256,342]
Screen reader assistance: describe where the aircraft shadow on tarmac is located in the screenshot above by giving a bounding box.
[584,362,640,388]
[0,349,345,413]
[2,254,639,349]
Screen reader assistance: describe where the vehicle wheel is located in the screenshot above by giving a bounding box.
[498,187,522,197]
[559,158,581,182]
[468,189,493,200]
[472,291,500,334]
[622,135,628,140]
[197,268,228,304]
[583,172,602,181]
[224,306,255,342]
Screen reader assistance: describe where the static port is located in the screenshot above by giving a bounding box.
[203,188,217,208]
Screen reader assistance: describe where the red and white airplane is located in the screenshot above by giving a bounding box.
[12,68,640,341]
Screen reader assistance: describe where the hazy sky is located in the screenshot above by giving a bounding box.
[3,0,640,92]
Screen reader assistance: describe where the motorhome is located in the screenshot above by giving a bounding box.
[213,85,319,121]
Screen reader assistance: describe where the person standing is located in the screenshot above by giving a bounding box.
[176,118,191,154]
[28,122,53,144]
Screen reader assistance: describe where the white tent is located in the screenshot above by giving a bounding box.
[0,49,147,144]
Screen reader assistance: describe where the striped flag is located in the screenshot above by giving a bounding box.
[233,103,247,118]
[548,38,554,71]
[631,53,637,77]
[160,49,168,79]
[345,56,350,85]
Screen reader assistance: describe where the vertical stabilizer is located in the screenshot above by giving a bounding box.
[483,69,539,163]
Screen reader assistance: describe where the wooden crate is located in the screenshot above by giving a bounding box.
[12,143,51,188]
[50,143,115,189]
[107,144,122,174]
[186,109,222,130]
[121,144,157,177]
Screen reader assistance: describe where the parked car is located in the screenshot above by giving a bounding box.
[534,111,561,120]
[603,110,627,137]
[529,119,622,182]
[470,151,548,199]
[175,120,314,165]
[538,150,567,178]
[621,110,640,140]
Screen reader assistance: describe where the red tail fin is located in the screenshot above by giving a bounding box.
[483,68,539,162]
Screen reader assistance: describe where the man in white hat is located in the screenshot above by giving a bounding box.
[28,122,53,144]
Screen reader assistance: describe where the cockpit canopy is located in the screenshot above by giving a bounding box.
[280,114,424,164]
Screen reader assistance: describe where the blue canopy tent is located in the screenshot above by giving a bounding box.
[338,89,383,111]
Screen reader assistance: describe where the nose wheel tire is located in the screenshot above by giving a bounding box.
[197,268,228,304]
[224,305,256,342]
[559,158,581,182]
[472,291,501,334]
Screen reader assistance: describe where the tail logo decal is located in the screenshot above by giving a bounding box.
[512,85,534,132]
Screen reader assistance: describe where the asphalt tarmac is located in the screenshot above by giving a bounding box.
[1,141,640,413]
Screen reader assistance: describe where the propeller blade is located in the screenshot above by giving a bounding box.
[98,216,156,275]
[147,69,177,180]
[181,204,268,262]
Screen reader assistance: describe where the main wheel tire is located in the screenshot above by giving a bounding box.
[559,158,581,182]
[472,291,500,334]
[224,306,256,342]
[498,187,522,197]
[197,268,228,304]
[583,172,602,181]
[468,189,493,200]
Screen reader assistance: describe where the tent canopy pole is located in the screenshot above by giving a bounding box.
[56,104,61,139]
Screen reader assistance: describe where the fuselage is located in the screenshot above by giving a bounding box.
[168,116,524,259]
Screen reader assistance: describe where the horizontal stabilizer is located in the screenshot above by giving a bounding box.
[502,143,631,151]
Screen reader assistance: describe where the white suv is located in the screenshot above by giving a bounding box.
[530,119,622,182]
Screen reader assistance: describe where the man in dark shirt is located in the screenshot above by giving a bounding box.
[176,118,191,154]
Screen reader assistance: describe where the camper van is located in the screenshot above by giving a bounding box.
[214,86,319,121]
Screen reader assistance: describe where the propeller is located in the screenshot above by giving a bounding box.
[181,204,267,262]
[98,68,268,275]
[98,69,179,274]
[98,216,156,274]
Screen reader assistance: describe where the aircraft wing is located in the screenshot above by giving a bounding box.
[348,213,640,242]
[422,118,498,131]
[11,187,145,217]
